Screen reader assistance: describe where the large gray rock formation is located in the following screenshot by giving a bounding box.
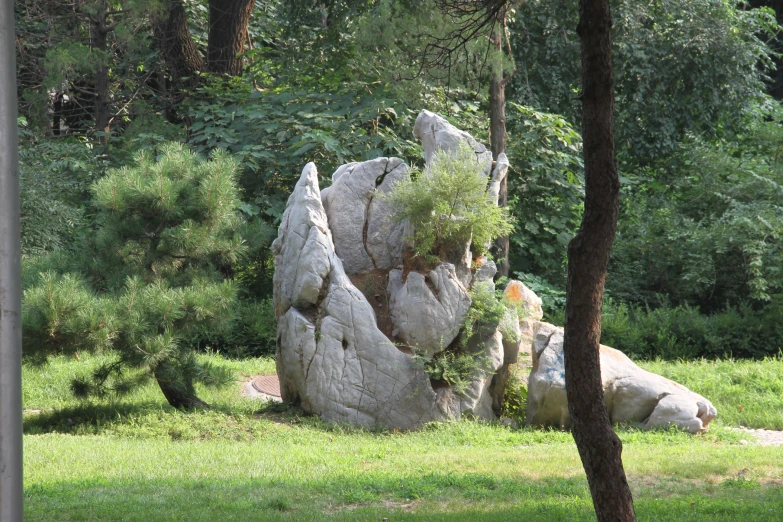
[273,111,522,429]
[274,162,447,428]
[526,323,718,434]
[273,109,715,434]
[273,160,514,429]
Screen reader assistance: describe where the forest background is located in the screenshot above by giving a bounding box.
[15,0,783,369]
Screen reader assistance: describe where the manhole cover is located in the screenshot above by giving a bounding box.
[252,375,281,398]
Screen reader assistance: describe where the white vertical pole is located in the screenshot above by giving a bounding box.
[0,0,23,518]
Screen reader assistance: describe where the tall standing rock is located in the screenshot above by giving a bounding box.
[320,157,408,274]
[273,111,527,429]
[274,162,449,428]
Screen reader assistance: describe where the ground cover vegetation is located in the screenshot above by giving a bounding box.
[13,0,783,519]
[21,353,783,521]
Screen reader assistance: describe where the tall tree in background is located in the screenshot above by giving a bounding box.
[563,0,636,520]
[153,0,204,85]
[16,0,160,142]
[207,0,255,75]
[87,1,115,144]
[153,0,257,80]
[430,0,516,277]
[15,0,256,142]
[487,4,512,278]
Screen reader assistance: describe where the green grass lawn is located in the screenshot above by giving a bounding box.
[22,353,783,521]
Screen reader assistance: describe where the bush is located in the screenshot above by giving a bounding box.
[600,298,783,360]
[186,298,277,359]
[18,121,106,256]
[384,142,514,261]
[22,144,265,408]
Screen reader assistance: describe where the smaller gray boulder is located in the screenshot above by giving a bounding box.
[527,324,718,434]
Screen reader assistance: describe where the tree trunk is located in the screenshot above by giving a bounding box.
[489,18,510,279]
[154,364,209,409]
[564,0,637,520]
[154,0,204,84]
[207,0,254,76]
[90,1,111,145]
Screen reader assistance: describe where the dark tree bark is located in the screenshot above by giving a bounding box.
[154,0,204,84]
[488,18,510,278]
[563,0,637,520]
[207,0,254,76]
[155,364,209,409]
[90,0,112,144]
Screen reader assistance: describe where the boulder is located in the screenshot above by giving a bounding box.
[413,109,493,174]
[387,264,472,358]
[412,109,509,210]
[274,162,451,429]
[526,323,718,434]
[320,157,409,274]
[274,160,518,429]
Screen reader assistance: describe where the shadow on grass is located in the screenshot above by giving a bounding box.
[24,401,171,435]
[23,398,339,441]
[24,474,783,522]
[24,399,721,446]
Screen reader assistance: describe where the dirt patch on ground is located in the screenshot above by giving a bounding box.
[727,427,783,446]
[325,499,421,515]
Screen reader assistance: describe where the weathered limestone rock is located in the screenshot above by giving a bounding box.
[487,154,510,206]
[387,264,472,358]
[274,111,538,430]
[320,157,409,274]
[274,162,451,429]
[413,109,493,173]
[527,323,718,434]
[458,329,505,419]
[273,159,514,429]
[272,163,334,315]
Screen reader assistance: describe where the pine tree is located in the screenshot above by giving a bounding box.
[23,143,249,408]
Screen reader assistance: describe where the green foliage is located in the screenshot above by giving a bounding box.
[510,0,778,165]
[506,104,583,284]
[413,350,490,395]
[501,370,528,424]
[384,143,514,261]
[17,0,166,138]
[186,298,278,358]
[609,115,783,308]
[184,79,419,220]
[463,281,506,345]
[18,126,104,255]
[600,298,783,360]
[22,144,261,407]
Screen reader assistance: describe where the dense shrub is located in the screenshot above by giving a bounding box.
[384,143,514,261]
[186,298,277,359]
[23,144,270,408]
[609,118,783,310]
[18,121,106,256]
[600,298,783,360]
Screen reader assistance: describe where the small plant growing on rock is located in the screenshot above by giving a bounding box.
[383,142,514,262]
[412,281,506,393]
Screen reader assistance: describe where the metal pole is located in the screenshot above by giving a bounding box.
[0,0,23,518]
